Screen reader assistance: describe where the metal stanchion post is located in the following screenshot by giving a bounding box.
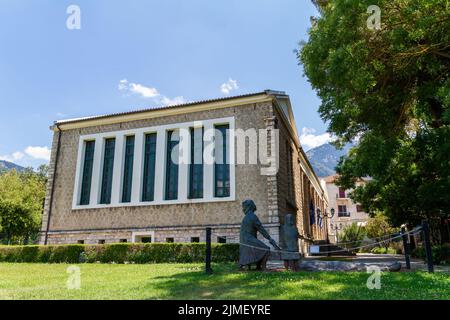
[205,227,213,274]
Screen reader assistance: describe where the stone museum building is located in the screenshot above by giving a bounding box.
[40,90,328,254]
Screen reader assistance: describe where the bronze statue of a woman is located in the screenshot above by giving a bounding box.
[238,199,280,271]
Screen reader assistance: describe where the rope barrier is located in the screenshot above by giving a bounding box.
[317,232,401,247]
[315,229,422,254]
[210,227,422,256]
[316,226,423,247]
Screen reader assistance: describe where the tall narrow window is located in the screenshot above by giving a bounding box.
[142,133,157,201]
[165,130,179,200]
[214,124,230,197]
[121,135,135,203]
[79,140,95,205]
[338,188,346,198]
[189,127,203,199]
[100,138,115,204]
[286,144,294,201]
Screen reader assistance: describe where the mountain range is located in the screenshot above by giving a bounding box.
[305,143,354,177]
[0,160,25,172]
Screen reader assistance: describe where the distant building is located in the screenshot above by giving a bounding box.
[320,175,369,243]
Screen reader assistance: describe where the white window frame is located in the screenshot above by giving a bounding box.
[131,231,155,243]
[72,117,236,209]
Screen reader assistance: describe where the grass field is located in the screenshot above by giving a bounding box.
[0,263,448,300]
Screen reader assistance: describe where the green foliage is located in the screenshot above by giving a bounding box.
[411,243,450,265]
[0,244,84,263]
[0,201,40,243]
[365,213,397,249]
[0,168,47,244]
[299,0,450,227]
[338,222,366,250]
[370,247,397,254]
[0,243,239,264]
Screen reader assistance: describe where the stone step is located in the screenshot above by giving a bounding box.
[310,244,356,256]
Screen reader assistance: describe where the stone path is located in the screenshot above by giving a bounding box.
[267,253,450,273]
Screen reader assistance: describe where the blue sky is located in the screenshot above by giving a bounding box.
[0,0,330,169]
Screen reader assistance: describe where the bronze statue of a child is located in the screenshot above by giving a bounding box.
[281,214,302,271]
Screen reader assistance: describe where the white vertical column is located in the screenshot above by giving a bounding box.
[178,126,190,201]
[110,134,124,205]
[203,121,214,200]
[90,138,104,205]
[228,118,236,200]
[154,129,166,202]
[131,132,144,203]
[72,138,85,208]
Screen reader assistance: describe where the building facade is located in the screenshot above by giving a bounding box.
[40,91,328,253]
[321,175,369,243]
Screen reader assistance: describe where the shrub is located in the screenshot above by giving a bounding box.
[92,243,130,263]
[339,222,366,251]
[411,244,450,265]
[48,245,85,263]
[212,243,240,262]
[0,245,85,263]
[366,214,398,248]
[0,243,239,264]
[389,241,403,254]
[370,247,397,254]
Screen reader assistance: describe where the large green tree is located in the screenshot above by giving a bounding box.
[299,0,449,229]
[365,213,397,251]
[0,167,47,244]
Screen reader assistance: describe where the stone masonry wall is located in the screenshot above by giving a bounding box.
[274,107,328,254]
[41,102,281,244]
[46,225,280,245]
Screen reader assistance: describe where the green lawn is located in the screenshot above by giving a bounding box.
[0,263,448,300]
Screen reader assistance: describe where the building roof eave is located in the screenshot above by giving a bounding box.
[51,91,277,131]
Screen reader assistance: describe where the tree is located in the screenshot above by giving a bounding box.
[36,164,49,180]
[365,213,397,251]
[299,0,450,229]
[0,169,46,244]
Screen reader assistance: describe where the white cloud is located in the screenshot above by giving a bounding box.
[12,151,24,160]
[0,151,24,163]
[118,79,188,107]
[300,127,332,151]
[0,146,50,168]
[24,146,51,161]
[220,78,238,95]
[118,79,128,91]
[160,95,186,106]
[129,83,159,98]
[118,79,159,98]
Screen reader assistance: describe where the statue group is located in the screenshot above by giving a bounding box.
[238,199,302,272]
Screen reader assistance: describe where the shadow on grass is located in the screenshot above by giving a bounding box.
[140,263,450,300]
